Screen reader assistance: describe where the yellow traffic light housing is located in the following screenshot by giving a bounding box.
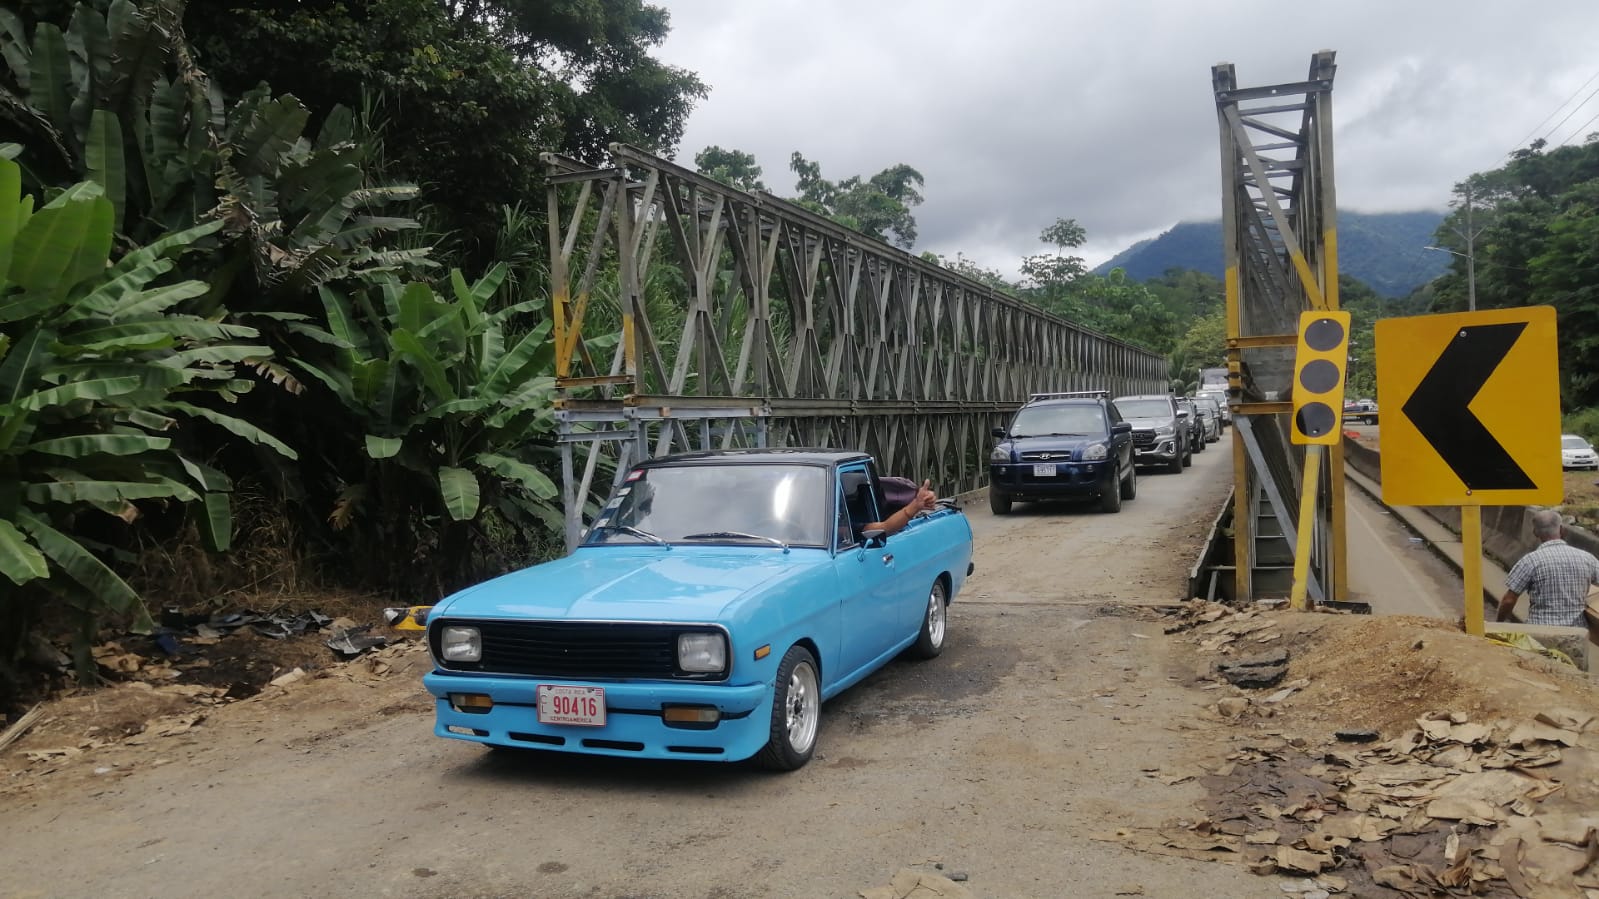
[1291,310,1351,445]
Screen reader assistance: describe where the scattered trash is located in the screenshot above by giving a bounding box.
[325,625,388,659]
[1334,729,1379,743]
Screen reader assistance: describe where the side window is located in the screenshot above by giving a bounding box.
[834,480,855,549]
[837,464,879,549]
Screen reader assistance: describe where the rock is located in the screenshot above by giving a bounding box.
[1217,651,1290,689]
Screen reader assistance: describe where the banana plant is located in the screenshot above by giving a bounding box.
[0,153,294,676]
[290,266,562,584]
[0,1,426,295]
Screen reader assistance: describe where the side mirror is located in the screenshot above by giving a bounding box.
[991,427,1007,439]
[1177,410,1190,419]
[862,528,888,548]
[1111,421,1132,435]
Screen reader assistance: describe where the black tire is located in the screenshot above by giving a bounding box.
[1166,449,1183,474]
[909,579,948,659]
[1099,464,1123,513]
[1120,462,1137,501]
[988,486,1012,515]
[1182,440,1193,467]
[1194,434,1206,453]
[755,646,820,771]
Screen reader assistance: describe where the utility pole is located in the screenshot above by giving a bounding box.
[1464,183,1477,312]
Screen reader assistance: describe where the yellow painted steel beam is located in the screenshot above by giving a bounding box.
[1289,445,1323,610]
[1227,334,1297,349]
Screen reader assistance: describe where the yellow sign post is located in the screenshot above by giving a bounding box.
[1374,307,1562,635]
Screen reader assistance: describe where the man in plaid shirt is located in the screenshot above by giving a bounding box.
[1497,509,1599,627]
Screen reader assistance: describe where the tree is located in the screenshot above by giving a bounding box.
[182,0,706,254]
[694,146,765,192]
[789,152,924,247]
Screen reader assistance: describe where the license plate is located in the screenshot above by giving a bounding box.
[1032,463,1057,477]
[537,685,606,727]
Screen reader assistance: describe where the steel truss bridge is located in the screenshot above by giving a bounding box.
[1214,50,1348,602]
[544,146,1166,549]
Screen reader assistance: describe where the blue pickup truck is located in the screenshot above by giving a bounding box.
[421,449,974,771]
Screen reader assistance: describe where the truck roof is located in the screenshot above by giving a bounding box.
[639,448,873,468]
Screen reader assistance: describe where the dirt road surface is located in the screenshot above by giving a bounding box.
[3,437,1289,899]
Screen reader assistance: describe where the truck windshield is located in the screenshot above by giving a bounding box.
[586,464,829,547]
[1115,399,1172,419]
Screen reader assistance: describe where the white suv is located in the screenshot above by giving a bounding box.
[1562,434,1598,470]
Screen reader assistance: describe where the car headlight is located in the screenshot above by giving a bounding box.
[990,446,1011,462]
[1083,443,1107,461]
[678,632,727,673]
[1155,426,1175,438]
[439,626,482,662]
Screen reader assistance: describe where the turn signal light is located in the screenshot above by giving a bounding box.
[663,706,721,724]
[449,693,494,713]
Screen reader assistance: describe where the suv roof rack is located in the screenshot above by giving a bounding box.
[1028,390,1108,401]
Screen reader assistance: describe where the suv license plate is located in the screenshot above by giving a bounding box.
[1032,463,1057,477]
[537,685,606,726]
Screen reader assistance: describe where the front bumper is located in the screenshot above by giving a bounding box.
[989,461,1114,498]
[423,671,774,762]
[1564,454,1598,469]
[1133,438,1179,465]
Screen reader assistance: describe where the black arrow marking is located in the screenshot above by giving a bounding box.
[1401,322,1534,491]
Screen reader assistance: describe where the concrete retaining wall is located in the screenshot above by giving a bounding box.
[1341,436,1599,570]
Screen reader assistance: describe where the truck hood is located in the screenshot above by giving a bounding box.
[1123,416,1175,429]
[432,546,822,623]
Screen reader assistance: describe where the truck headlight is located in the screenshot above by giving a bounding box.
[1083,443,1107,461]
[1155,426,1175,438]
[990,446,1011,462]
[439,626,482,662]
[678,633,727,673]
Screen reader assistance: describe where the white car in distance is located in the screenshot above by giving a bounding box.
[1562,434,1598,471]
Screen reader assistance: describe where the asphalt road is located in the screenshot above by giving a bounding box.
[3,435,1285,899]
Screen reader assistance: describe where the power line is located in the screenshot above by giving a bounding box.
[1557,107,1599,147]
[1539,80,1599,146]
[1508,67,1599,155]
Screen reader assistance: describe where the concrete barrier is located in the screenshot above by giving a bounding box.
[1341,436,1599,571]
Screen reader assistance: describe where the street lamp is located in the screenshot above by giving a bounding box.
[1423,244,1476,312]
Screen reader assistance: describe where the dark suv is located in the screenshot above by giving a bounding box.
[988,391,1136,515]
[1113,394,1191,473]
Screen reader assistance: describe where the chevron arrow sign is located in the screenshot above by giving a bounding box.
[1375,307,1561,507]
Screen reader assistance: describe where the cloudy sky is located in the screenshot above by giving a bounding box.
[649,0,1599,273]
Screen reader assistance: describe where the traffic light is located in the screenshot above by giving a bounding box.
[1291,310,1351,445]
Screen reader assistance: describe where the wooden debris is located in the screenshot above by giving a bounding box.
[0,704,44,753]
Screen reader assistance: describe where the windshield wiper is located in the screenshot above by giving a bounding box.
[596,524,667,545]
[682,531,788,548]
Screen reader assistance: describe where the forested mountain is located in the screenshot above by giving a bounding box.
[1093,211,1449,297]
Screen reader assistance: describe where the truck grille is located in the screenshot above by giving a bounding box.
[430,619,724,680]
[1020,450,1073,462]
[1132,430,1156,448]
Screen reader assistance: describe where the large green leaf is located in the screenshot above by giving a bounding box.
[28,24,72,142]
[438,466,480,521]
[24,473,199,505]
[0,155,21,279]
[0,326,52,407]
[476,452,558,499]
[66,317,256,349]
[196,492,231,553]
[62,253,175,321]
[479,320,554,400]
[390,328,457,401]
[103,0,167,121]
[158,401,298,459]
[8,180,108,296]
[364,435,402,459]
[85,109,125,229]
[101,280,211,320]
[230,94,309,177]
[17,509,141,613]
[7,375,142,413]
[0,9,30,91]
[21,433,172,456]
[0,518,48,585]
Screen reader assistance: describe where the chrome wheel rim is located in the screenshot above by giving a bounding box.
[786,661,819,753]
[927,586,946,647]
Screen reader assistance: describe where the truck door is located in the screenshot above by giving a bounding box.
[836,464,900,677]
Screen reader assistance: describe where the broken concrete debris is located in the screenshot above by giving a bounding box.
[1216,649,1290,689]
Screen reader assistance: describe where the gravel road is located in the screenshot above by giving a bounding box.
[3,435,1285,899]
